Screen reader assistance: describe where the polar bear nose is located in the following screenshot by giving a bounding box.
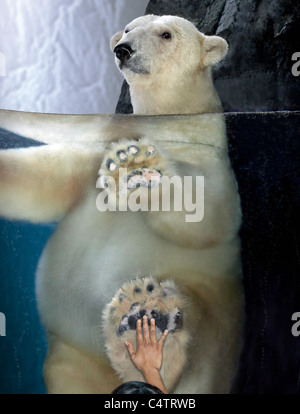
[114,43,134,62]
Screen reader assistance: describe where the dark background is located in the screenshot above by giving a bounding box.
[0,0,300,394]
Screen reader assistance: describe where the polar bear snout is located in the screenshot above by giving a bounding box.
[114,43,134,64]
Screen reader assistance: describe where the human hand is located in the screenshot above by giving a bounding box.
[125,315,169,393]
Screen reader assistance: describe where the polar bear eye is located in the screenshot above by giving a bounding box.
[161,32,172,40]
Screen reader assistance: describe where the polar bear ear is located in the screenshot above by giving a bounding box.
[110,30,124,52]
[202,35,228,67]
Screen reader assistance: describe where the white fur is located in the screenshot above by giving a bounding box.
[0,15,243,394]
[111,15,227,115]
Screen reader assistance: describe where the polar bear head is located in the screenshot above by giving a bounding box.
[111,15,228,115]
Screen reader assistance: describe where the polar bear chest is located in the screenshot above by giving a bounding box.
[35,190,208,353]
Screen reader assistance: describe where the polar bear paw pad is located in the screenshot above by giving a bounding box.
[99,140,168,194]
[102,277,190,391]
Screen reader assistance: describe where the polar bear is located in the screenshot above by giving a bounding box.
[0,15,243,394]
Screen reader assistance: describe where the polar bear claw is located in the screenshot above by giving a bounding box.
[107,277,183,337]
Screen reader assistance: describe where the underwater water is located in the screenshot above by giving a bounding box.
[0,112,299,394]
[0,220,56,394]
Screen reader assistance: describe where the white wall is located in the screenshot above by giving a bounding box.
[0,0,149,114]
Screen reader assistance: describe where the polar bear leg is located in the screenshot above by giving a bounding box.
[102,277,190,392]
[44,333,121,394]
[0,144,103,223]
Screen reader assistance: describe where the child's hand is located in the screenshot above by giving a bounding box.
[125,315,169,393]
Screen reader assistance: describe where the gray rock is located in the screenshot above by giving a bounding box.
[116,0,300,113]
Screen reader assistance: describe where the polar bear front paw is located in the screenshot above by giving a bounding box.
[98,140,171,209]
[102,277,190,391]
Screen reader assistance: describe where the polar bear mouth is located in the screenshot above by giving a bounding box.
[126,64,150,75]
[119,54,150,75]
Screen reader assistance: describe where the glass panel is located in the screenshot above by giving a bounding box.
[0,0,299,395]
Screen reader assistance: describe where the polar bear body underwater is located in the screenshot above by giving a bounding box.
[0,15,243,393]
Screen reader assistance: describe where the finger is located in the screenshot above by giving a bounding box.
[143,315,150,344]
[150,318,156,343]
[159,329,169,346]
[136,319,143,346]
[125,341,136,360]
